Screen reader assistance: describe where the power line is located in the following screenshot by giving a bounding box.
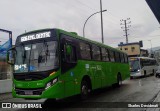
[130,35,160,40]
[76,0,96,11]
[76,0,121,24]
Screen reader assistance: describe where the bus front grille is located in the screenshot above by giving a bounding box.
[15,88,44,95]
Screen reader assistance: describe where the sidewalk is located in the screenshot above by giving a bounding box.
[146,90,160,111]
[152,91,160,111]
[0,92,12,101]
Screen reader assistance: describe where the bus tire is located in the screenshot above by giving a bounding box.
[152,70,155,75]
[81,80,90,100]
[117,74,122,87]
[144,70,146,77]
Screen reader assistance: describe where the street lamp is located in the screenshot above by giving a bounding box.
[83,9,107,38]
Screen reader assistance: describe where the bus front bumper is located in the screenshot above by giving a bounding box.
[130,72,143,77]
[12,82,64,99]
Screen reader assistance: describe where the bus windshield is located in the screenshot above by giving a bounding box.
[130,59,140,72]
[14,41,59,73]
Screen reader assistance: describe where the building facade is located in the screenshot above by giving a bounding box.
[118,42,148,57]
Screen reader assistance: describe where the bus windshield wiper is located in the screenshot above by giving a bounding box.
[21,43,26,64]
[45,42,49,63]
[38,40,49,65]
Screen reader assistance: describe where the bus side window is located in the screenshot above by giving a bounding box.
[106,48,110,61]
[115,52,120,63]
[79,42,91,60]
[61,37,77,73]
[124,54,128,63]
[64,43,77,63]
[119,53,121,63]
[109,50,115,62]
[120,53,124,63]
[101,47,110,61]
[92,45,101,61]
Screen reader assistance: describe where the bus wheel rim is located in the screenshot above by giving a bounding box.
[82,85,88,95]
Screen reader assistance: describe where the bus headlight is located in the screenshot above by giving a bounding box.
[137,69,140,72]
[45,82,52,90]
[45,78,58,90]
[52,78,58,84]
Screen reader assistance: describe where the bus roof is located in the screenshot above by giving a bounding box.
[57,28,127,54]
[18,28,127,55]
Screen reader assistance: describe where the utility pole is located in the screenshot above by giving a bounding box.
[120,18,131,44]
[100,0,104,44]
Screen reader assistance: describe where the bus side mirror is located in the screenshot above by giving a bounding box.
[7,48,16,65]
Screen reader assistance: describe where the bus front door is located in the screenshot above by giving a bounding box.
[61,38,77,97]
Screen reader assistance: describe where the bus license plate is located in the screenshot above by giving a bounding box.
[25,91,33,95]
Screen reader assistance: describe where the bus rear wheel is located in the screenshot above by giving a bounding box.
[152,70,155,75]
[81,80,90,100]
[117,74,122,87]
[144,70,146,77]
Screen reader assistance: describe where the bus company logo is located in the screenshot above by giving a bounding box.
[2,103,11,108]
[1,103,42,109]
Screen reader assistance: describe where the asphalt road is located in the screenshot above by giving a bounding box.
[1,75,160,111]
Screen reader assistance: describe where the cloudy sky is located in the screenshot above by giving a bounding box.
[0,0,159,49]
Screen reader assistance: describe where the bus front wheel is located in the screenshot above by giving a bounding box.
[81,80,90,100]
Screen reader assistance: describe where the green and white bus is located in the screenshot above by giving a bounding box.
[7,28,130,99]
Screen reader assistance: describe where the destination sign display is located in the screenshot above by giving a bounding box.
[20,31,51,42]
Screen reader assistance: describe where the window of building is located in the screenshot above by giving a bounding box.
[125,48,128,50]
[131,47,135,52]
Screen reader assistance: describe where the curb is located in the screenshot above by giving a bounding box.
[0,92,12,101]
